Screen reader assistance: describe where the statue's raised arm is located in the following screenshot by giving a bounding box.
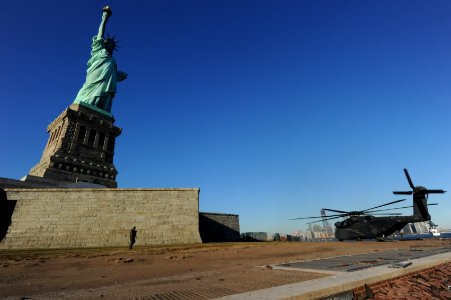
[73,6,127,116]
[98,6,112,40]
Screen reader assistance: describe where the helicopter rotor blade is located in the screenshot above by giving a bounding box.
[393,191,413,195]
[404,168,415,190]
[306,219,324,224]
[289,213,346,220]
[366,203,438,214]
[362,199,406,213]
[321,208,349,214]
[289,216,322,220]
[426,189,446,194]
[370,213,403,216]
[306,216,342,224]
[366,207,411,213]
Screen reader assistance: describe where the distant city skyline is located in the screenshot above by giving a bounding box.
[1,1,450,232]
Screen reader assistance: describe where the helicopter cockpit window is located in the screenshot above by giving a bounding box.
[342,220,351,227]
[335,221,343,228]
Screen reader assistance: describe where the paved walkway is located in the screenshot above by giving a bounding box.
[276,247,450,273]
[217,248,451,300]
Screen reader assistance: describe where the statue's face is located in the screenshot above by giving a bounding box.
[104,39,115,53]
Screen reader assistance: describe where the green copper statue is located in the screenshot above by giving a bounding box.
[73,6,127,115]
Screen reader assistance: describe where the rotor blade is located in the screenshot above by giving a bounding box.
[371,213,403,216]
[367,202,439,214]
[289,213,346,220]
[306,216,342,224]
[362,199,406,212]
[321,208,349,214]
[393,191,413,195]
[306,219,324,224]
[289,216,323,220]
[404,168,415,189]
[367,206,412,213]
[426,189,446,194]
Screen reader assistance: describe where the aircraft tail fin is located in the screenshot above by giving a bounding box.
[413,195,430,221]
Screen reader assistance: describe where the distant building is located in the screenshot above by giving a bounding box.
[312,224,323,233]
[240,232,268,241]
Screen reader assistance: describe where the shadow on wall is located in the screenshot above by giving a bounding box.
[199,213,240,243]
[0,189,16,241]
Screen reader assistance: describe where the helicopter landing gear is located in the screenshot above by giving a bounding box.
[376,234,386,242]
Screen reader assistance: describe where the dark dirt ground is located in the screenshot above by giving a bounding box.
[0,239,449,299]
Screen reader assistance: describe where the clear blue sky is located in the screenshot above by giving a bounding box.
[1,1,450,232]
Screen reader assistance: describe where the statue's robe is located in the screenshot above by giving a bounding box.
[74,36,119,113]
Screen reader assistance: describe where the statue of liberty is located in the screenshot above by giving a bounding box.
[73,6,127,114]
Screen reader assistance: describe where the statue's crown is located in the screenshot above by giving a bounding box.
[104,34,120,52]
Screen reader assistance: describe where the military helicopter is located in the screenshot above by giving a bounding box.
[290,169,445,241]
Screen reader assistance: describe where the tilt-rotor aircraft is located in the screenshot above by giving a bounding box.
[290,169,445,241]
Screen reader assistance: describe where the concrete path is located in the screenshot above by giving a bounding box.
[217,249,451,300]
[275,247,449,273]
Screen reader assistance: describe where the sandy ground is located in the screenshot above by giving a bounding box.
[0,239,450,299]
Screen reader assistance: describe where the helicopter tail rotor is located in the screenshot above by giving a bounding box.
[393,169,446,221]
[394,169,446,196]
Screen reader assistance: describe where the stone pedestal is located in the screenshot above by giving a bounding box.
[28,104,121,188]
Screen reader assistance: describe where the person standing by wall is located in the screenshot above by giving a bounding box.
[129,226,137,249]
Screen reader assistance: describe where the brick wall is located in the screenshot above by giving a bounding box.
[199,212,240,242]
[0,188,201,249]
[353,262,451,299]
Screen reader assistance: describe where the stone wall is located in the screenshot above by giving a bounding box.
[199,212,240,242]
[0,188,201,249]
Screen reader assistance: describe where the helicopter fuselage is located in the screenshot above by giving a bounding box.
[335,189,432,240]
[334,215,424,241]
